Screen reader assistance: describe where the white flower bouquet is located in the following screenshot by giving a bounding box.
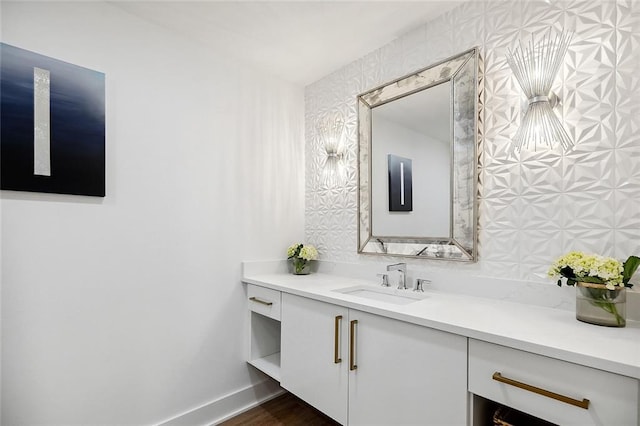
[548,251,639,289]
[287,243,318,275]
[549,251,639,326]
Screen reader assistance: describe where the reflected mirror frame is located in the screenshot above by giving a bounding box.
[357,47,480,262]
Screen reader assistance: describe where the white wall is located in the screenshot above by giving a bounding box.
[1,2,304,424]
[305,0,640,285]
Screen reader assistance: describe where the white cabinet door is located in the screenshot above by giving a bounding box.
[280,293,349,425]
[348,310,468,426]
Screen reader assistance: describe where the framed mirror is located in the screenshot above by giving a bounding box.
[357,47,480,261]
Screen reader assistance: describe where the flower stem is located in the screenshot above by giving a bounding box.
[586,287,624,326]
[292,258,308,274]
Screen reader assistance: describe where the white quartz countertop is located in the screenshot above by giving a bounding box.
[243,271,640,380]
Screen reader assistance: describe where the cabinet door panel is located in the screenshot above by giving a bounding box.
[348,310,467,426]
[281,293,349,424]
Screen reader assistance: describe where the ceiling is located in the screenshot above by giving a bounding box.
[110,1,465,86]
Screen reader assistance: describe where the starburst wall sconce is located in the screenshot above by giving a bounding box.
[506,27,574,153]
[317,112,346,187]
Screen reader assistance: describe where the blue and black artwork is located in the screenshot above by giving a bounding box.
[1,43,105,197]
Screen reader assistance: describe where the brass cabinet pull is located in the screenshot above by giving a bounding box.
[349,320,358,371]
[492,372,590,409]
[249,296,273,306]
[334,315,343,364]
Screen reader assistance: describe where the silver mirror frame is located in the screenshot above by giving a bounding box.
[357,47,481,261]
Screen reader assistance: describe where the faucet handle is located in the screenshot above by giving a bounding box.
[414,278,431,292]
[376,273,390,287]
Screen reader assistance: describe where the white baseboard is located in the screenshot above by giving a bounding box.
[158,379,285,426]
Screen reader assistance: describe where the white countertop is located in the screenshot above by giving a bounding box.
[243,271,640,380]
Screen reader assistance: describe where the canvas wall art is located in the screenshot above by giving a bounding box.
[387,154,412,212]
[0,43,105,197]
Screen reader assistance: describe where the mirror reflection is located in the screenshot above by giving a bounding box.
[357,47,479,261]
[371,82,451,238]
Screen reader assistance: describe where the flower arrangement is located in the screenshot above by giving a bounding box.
[549,251,639,326]
[548,251,639,289]
[287,243,318,275]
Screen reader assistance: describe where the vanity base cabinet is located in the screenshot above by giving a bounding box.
[469,339,639,426]
[280,293,468,426]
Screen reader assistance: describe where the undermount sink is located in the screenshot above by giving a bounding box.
[333,285,427,305]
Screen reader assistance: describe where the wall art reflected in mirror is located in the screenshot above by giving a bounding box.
[357,47,480,261]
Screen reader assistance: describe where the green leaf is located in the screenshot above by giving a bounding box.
[576,276,605,284]
[559,266,576,279]
[622,255,640,285]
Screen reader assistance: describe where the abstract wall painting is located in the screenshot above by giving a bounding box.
[0,43,106,197]
[387,154,413,212]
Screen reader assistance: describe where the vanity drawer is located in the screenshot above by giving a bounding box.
[247,284,281,320]
[468,339,638,426]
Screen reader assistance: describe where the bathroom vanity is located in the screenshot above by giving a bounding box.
[243,263,640,426]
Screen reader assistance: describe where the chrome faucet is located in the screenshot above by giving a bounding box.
[376,273,390,287]
[386,263,407,289]
[414,278,431,292]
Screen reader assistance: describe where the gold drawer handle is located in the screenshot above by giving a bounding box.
[349,320,358,371]
[334,315,343,364]
[249,296,273,306]
[492,372,590,409]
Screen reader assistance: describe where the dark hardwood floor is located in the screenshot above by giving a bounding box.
[220,392,341,426]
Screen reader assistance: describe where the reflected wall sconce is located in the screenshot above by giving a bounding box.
[317,112,346,187]
[506,27,573,153]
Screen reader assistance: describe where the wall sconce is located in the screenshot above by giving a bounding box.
[317,112,346,187]
[506,27,573,153]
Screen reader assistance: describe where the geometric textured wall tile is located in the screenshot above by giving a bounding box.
[479,228,520,263]
[425,12,456,66]
[614,148,640,189]
[615,1,640,152]
[482,163,521,198]
[562,1,617,155]
[451,2,486,53]
[562,228,616,257]
[520,155,564,195]
[481,197,521,230]
[615,228,640,261]
[614,187,640,229]
[562,149,615,192]
[305,0,639,283]
[519,194,563,229]
[560,190,616,229]
[519,228,563,280]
